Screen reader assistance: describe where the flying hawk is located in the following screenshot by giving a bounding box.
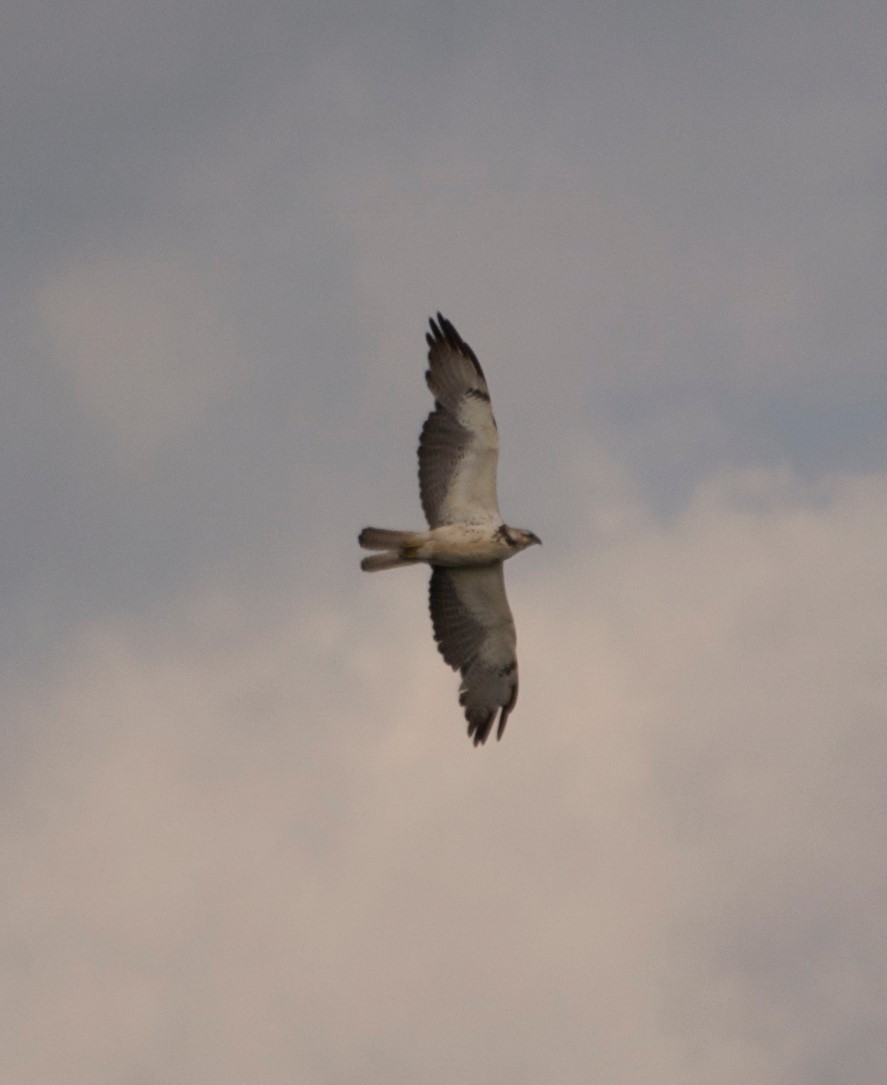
[359,314,540,745]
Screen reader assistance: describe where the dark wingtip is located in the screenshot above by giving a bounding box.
[467,709,497,747]
[496,684,518,741]
[427,312,484,379]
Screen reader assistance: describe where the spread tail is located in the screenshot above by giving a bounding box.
[358,527,428,572]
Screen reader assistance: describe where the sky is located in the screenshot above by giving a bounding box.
[3,1,887,1081]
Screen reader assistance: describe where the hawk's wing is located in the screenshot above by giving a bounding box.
[419,314,501,528]
[429,565,518,745]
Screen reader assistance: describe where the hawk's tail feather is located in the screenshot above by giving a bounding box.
[358,527,427,550]
[358,527,428,572]
[361,552,421,572]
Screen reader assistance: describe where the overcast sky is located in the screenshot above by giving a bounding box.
[3,2,887,1082]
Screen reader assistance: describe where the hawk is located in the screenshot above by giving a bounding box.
[359,314,540,745]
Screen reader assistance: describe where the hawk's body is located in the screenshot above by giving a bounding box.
[360,523,522,567]
[359,314,540,745]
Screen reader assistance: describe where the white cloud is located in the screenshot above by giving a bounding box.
[3,465,885,1083]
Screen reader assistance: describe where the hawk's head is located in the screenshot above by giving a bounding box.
[501,526,542,551]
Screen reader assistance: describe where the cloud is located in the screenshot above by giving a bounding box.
[38,249,245,464]
[3,465,885,1083]
[5,2,887,1082]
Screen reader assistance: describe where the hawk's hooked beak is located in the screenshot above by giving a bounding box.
[528,532,542,546]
